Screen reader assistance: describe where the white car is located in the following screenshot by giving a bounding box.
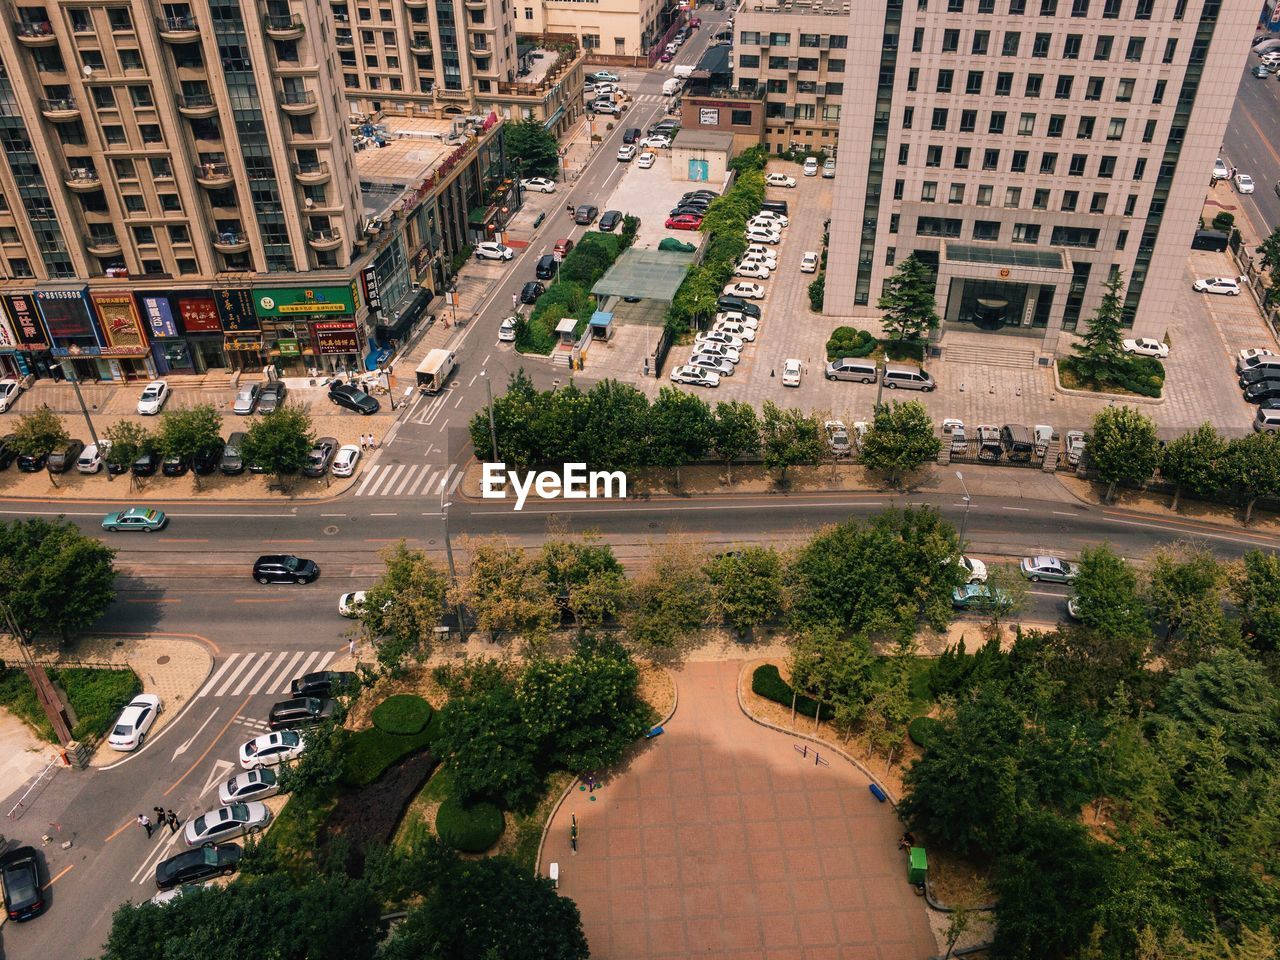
[239,730,304,769]
[331,443,360,477]
[765,173,797,188]
[0,378,22,412]
[77,441,111,474]
[640,135,671,150]
[694,341,741,363]
[183,802,272,847]
[136,380,169,415]
[714,310,759,330]
[958,556,988,583]
[741,252,778,270]
[218,768,282,805]
[1064,429,1086,465]
[498,316,517,342]
[1192,276,1241,295]
[338,590,368,618]
[803,156,819,176]
[592,100,622,115]
[1213,157,1230,180]
[735,261,771,279]
[1238,348,1274,370]
[745,243,776,260]
[1122,337,1169,359]
[520,177,556,193]
[698,330,745,350]
[825,419,851,456]
[671,365,720,387]
[589,70,619,83]
[724,282,766,300]
[688,354,735,377]
[744,228,781,245]
[751,210,790,228]
[713,320,756,342]
[636,152,656,169]
[617,144,637,162]
[475,241,514,261]
[108,694,162,751]
[800,251,819,273]
[1235,173,1255,194]
[593,82,620,96]
[781,358,802,387]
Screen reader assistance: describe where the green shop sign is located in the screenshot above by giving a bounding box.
[253,284,357,318]
[277,338,301,357]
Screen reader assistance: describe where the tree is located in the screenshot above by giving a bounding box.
[470,369,542,469]
[705,545,785,635]
[1071,269,1128,383]
[581,379,650,471]
[11,407,68,457]
[156,404,223,489]
[1257,225,1280,273]
[1222,431,1280,525]
[1088,406,1160,502]
[0,518,116,641]
[1145,543,1233,667]
[711,400,760,483]
[857,400,941,487]
[455,539,558,646]
[646,385,712,485]
[505,118,561,179]
[943,906,973,960]
[759,400,825,485]
[535,536,626,628]
[860,639,917,765]
[103,420,152,476]
[982,562,1029,636]
[241,404,313,484]
[789,623,873,732]
[276,710,349,802]
[1236,549,1280,655]
[1159,422,1226,511]
[876,254,939,343]
[360,541,449,673]
[624,539,711,656]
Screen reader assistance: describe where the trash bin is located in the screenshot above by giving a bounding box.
[868,783,887,803]
[908,847,927,885]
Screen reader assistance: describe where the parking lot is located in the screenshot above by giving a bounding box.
[602,148,727,250]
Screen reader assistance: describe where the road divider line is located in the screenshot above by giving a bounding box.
[124,598,182,604]
[264,539,315,544]
[1002,506,1031,512]
[158,538,210,543]
[232,598,292,604]
[1052,511,1080,517]
[1101,513,1278,547]
[165,693,253,797]
[370,512,399,517]
[43,864,74,889]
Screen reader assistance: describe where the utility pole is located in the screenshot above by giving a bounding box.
[956,470,972,549]
[440,488,467,641]
[0,601,73,745]
[59,359,112,482]
[481,370,498,463]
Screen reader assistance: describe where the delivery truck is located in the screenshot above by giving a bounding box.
[416,349,456,394]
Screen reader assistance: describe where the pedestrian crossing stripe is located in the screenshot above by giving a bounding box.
[354,462,463,497]
[195,649,335,700]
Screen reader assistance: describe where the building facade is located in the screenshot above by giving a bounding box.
[524,0,676,61]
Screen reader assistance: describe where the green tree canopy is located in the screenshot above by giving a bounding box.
[1088,405,1161,502]
[1222,430,1280,525]
[241,404,313,481]
[646,385,713,485]
[11,407,68,457]
[1144,542,1233,667]
[858,399,941,487]
[624,540,711,655]
[104,420,153,471]
[876,254,939,343]
[711,400,760,481]
[361,540,449,673]
[0,517,116,641]
[456,539,558,645]
[505,118,561,180]
[1159,422,1226,510]
[535,537,626,628]
[705,545,786,634]
[759,400,825,484]
[156,403,223,487]
[1236,549,1280,656]
[1070,269,1128,383]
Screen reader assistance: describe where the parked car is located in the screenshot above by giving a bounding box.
[589,70,619,82]
[1064,430,1086,465]
[101,507,168,532]
[826,358,878,383]
[194,441,224,475]
[290,670,357,698]
[781,358,802,387]
[591,99,622,115]
[520,280,546,304]
[714,310,758,330]
[952,583,1011,610]
[713,319,756,342]
[1239,366,1280,388]
[801,251,819,273]
[744,227,781,244]
[574,205,599,225]
[958,556,988,583]
[688,354,734,377]
[535,254,558,280]
[717,295,761,318]
[77,441,111,474]
[599,210,624,232]
[498,316,517,342]
[637,152,656,168]
[735,261,770,279]
[1236,173,1256,194]
[1020,556,1078,582]
[694,341,740,363]
[1192,276,1241,295]
[825,419,851,457]
[616,143,637,162]
[0,435,18,469]
[0,378,23,412]
[698,330,745,350]
[740,251,777,270]
[474,241,514,261]
[822,157,837,178]
[1238,347,1274,370]
[1243,381,1280,403]
[723,282,766,300]
[665,214,703,230]
[257,381,287,413]
[136,379,170,415]
[268,697,337,730]
[1254,63,1272,77]
[640,134,671,150]
[553,237,574,257]
[1122,337,1169,359]
[302,437,338,477]
[520,177,556,193]
[332,443,360,477]
[328,380,380,415]
[219,768,282,805]
[162,454,189,477]
[765,173,797,188]
[107,694,162,750]
[47,439,84,473]
[751,210,790,228]
[670,365,720,387]
[238,730,304,769]
[1213,157,1230,179]
[16,450,46,472]
[622,127,641,143]
[155,844,241,891]
[1,847,44,921]
[132,450,161,477]
[253,554,318,584]
[220,431,248,474]
[803,156,819,176]
[182,802,272,847]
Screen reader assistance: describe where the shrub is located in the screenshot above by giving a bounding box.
[342,713,440,787]
[825,326,876,361]
[884,339,927,363]
[435,795,506,852]
[751,664,821,718]
[0,666,141,743]
[1211,211,1235,231]
[371,694,433,735]
[908,716,942,749]
[808,273,825,312]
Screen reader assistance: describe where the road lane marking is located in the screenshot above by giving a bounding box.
[372,464,406,495]
[157,538,210,543]
[210,655,257,697]
[228,652,283,697]
[1101,513,1278,547]
[170,707,221,761]
[124,598,182,603]
[437,464,456,494]
[1052,511,1080,516]
[257,650,307,697]
[232,598,292,603]
[195,655,241,699]
[44,864,74,889]
[165,694,253,797]
[130,823,185,885]
[1002,506,1031,512]
[320,513,347,517]
[264,539,315,544]
[392,465,424,496]
[370,512,398,517]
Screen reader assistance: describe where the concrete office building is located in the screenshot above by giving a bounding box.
[739,0,1255,354]
[522,0,677,61]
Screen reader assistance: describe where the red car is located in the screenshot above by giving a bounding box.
[660,51,672,61]
[553,237,574,257]
[665,214,703,230]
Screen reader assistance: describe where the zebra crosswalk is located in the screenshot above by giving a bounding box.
[195,649,336,700]
[353,462,463,498]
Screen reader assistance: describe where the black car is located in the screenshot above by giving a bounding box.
[194,440,225,475]
[302,437,338,477]
[290,670,357,698]
[535,254,558,280]
[573,204,599,225]
[1,846,43,921]
[622,127,641,143]
[717,295,761,319]
[132,451,161,477]
[1245,382,1280,403]
[1240,368,1280,388]
[670,204,709,217]
[16,450,46,472]
[220,431,247,475]
[328,381,380,415]
[682,190,716,200]
[162,454,190,477]
[253,554,320,584]
[0,434,19,470]
[268,696,337,730]
[257,381,288,414]
[520,281,546,304]
[155,843,242,891]
[599,210,623,232]
[47,440,85,473]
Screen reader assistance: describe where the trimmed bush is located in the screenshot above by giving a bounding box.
[884,339,927,363]
[1211,211,1235,231]
[371,694,433,735]
[1059,355,1164,399]
[908,716,942,749]
[751,664,821,718]
[808,273,825,312]
[342,712,440,787]
[436,795,506,852]
[825,326,876,361]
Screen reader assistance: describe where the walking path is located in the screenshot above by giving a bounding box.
[541,660,937,960]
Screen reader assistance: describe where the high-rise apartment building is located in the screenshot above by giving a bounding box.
[736,0,1254,353]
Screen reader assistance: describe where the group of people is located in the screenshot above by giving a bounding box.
[359,433,379,450]
[136,807,182,838]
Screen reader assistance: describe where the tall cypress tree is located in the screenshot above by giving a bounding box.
[1071,269,1127,383]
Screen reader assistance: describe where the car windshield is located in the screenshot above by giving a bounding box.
[3,864,35,900]
[229,803,249,820]
[283,556,301,571]
[143,386,161,399]
[113,722,132,736]
[280,731,301,747]
[201,847,221,865]
[192,813,209,833]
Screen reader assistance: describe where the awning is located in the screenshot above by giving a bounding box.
[374,289,430,344]
[543,104,566,129]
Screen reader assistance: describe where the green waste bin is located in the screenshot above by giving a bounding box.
[908,847,927,885]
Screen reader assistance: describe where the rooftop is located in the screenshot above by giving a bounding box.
[354,115,489,218]
[592,248,698,302]
[673,129,736,152]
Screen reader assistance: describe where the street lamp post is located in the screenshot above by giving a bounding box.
[59,359,112,482]
[440,490,466,641]
[955,470,972,549]
[481,369,498,464]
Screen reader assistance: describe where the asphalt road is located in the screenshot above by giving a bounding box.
[1223,49,1280,232]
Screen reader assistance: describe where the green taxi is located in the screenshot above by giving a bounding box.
[101,507,168,532]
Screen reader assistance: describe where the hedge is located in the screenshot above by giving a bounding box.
[1059,355,1165,399]
[371,694,433,735]
[435,795,506,852]
[908,716,942,749]
[825,326,876,361]
[518,232,623,354]
[751,664,821,718]
[342,711,441,787]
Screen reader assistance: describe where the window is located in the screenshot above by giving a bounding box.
[886,246,897,266]
[997,72,1015,95]
[1090,192,1108,213]
[1107,118,1125,140]
[739,54,759,67]
[69,9,91,31]
[1039,0,1056,12]
[890,213,899,233]
[955,147,971,168]
[159,193,181,213]
[129,85,152,107]
[898,143,910,164]
[1040,152,1058,174]
[1142,119,1156,142]
[120,49,142,70]
[977,184,994,205]
[1047,115,1064,137]
[1033,188,1050,208]
[913,27,924,51]
[769,56,788,69]
[966,71,983,94]
[979,0,995,10]
[949,183,966,203]
[973,220,1000,241]
[150,158,171,179]
[983,148,1000,170]
[960,109,977,132]
[937,70,954,93]
[1162,38,1176,63]
[1098,155,1117,177]
[932,107,949,130]
[903,106,914,128]
[926,145,943,166]
[1134,157,1146,179]
[1050,225,1099,247]
[989,111,1006,133]
[113,158,136,180]
[1125,37,1144,61]
[1117,77,1134,101]
[942,28,959,51]
[1085,76,1104,100]
[731,109,752,126]
[1116,229,1128,249]
[1012,150,1029,172]
[973,30,989,54]
[1071,0,1088,12]
[917,217,963,238]
[1055,75,1073,99]
[829,58,846,71]
[948,0,964,10]
[1002,32,1020,55]
[907,68,919,90]
[740,31,759,44]
[1068,154,1086,175]
[1009,0,1026,12]
[103,125,126,145]
[133,226,155,245]
[921,181,938,202]
[1024,74,1042,96]
[766,79,788,93]
[801,33,821,46]
[825,82,843,94]
[107,7,132,30]
[1103,0,1120,14]
[1018,113,1035,135]
[1064,35,1081,59]
[829,34,848,47]
[769,31,791,44]
[1094,36,1113,60]
[1032,32,1050,57]
[1077,116,1095,138]
[1005,186,1022,206]
[1124,193,1137,215]
[1012,223,1040,243]
[1152,79,1166,103]
[1135,0,1152,16]
[894,179,905,199]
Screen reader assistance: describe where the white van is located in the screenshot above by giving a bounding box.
[882,363,936,391]
[662,78,682,96]
[802,156,819,176]
[1256,405,1280,432]
[673,65,695,79]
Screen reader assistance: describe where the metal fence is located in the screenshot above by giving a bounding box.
[947,439,1046,469]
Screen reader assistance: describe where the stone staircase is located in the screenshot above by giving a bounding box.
[941,341,1038,369]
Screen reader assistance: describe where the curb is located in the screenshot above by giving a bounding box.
[533,664,678,879]
[1050,362,1164,405]
[0,469,364,506]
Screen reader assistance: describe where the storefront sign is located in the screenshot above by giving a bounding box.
[216,288,259,332]
[36,287,99,345]
[0,308,15,351]
[138,294,180,340]
[176,295,221,333]
[253,285,356,318]
[277,338,301,357]
[224,334,263,350]
[361,267,383,316]
[313,320,359,355]
[2,295,47,348]
[91,292,149,356]
[699,107,720,125]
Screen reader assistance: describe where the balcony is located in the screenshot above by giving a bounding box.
[15,20,56,45]
[465,0,487,7]
[39,97,79,121]
[86,234,122,255]
[279,88,317,114]
[306,227,342,250]
[156,14,200,41]
[263,13,304,39]
[212,229,250,253]
[194,161,234,187]
[292,160,331,184]
[63,167,101,192]
[436,87,470,100]
[176,92,218,117]
[409,34,432,51]
[335,31,353,47]
[405,0,429,6]
[469,38,489,55]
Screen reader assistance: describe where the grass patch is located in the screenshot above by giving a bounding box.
[1059,355,1164,398]
[248,791,338,876]
[342,709,442,787]
[508,770,574,873]
[436,795,505,853]
[371,694,432,735]
[0,666,141,743]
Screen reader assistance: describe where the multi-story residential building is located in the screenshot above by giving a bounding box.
[0,1,514,382]
[522,0,677,61]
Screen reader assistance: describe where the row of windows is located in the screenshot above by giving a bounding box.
[924,28,1178,64]
[917,0,1179,20]
[904,147,1135,178]
[905,108,1154,141]
[739,55,846,72]
[904,72,1167,105]
[738,31,849,48]
[757,79,844,95]
[910,216,1123,252]
[902,178,1140,217]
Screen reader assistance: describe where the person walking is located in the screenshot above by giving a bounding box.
[137,814,153,838]
[359,433,367,451]
[166,810,181,834]
[153,805,165,823]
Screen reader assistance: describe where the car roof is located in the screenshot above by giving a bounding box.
[1029,556,1058,565]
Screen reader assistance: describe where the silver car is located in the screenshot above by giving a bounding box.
[233,383,261,415]
[689,354,734,377]
[218,769,282,805]
[183,801,272,847]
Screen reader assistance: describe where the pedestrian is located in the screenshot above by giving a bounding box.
[166,810,180,834]
[359,433,367,451]
[137,814,153,838]
[512,293,519,309]
[348,636,356,655]
[153,805,165,822]
[370,434,379,450]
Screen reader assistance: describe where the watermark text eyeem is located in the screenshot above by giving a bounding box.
[481,462,627,511]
